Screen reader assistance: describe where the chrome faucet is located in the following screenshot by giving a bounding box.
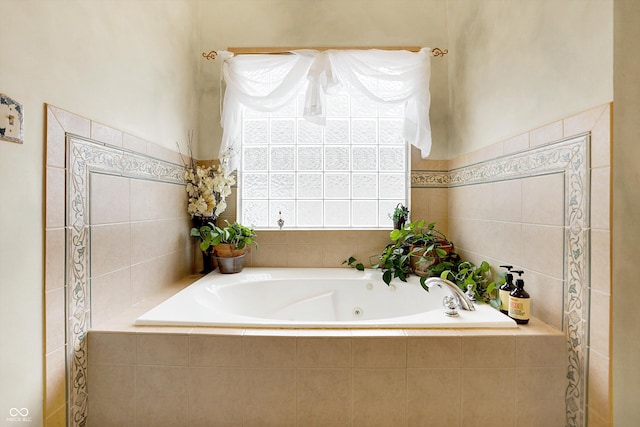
[424,277,476,312]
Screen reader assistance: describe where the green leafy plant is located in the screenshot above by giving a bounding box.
[344,219,503,307]
[344,220,452,288]
[190,220,257,253]
[391,203,409,230]
[428,257,504,306]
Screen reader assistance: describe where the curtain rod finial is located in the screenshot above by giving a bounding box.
[431,47,448,57]
[202,50,218,60]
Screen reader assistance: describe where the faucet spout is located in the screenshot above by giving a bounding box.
[424,277,476,311]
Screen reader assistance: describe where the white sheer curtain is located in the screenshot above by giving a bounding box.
[219,48,433,172]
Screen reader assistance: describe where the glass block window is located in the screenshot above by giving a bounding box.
[239,91,409,229]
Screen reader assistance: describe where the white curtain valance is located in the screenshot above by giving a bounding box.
[219,48,433,173]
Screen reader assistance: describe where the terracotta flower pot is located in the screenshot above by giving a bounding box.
[409,242,454,277]
[213,243,247,258]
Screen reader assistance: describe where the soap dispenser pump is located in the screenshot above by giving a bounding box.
[498,265,515,315]
[508,270,530,324]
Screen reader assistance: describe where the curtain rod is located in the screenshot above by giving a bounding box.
[201,46,448,60]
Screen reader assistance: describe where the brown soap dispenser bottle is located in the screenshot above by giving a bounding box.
[508,270,530,324]
[498,265,515,315]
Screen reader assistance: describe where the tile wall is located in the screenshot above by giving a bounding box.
[44,105,194,426]
[87,323,566,427]
[46,104,611,426]
[89,174,192,326]
[444,104,612,426]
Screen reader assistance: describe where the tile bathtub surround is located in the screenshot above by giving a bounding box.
[441,104,612,426]
[44,105,194,427]
[87,321,565,427]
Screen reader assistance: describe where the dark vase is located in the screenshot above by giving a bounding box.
[192,215,217,274]
[192,215,217,230]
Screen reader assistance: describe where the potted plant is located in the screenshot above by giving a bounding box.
[344,220,502,306]
[391,203,410,230]
[397,221,453,277]
[191,220,257,274]
[178,132,236,273]
[344,220,451,286]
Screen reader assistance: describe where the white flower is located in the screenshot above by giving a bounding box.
[183,152,234,219]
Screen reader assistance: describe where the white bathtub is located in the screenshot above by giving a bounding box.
[135,268,517,328]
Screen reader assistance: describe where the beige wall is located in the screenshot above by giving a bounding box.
[446,0,613,157]
[195,0,450,161]
[613,1,640,425]
[0,1,198,425]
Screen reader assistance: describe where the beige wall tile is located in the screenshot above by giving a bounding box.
[590,291,611,357]
[587,406,611,427]
[410,188,430,220]
[296,337,351,368]
[515,335,566,367]
[88,332,136,365]
[130,179,156,221]
[90,174,130,225]
[491,179,522,223]
[287,243,324,267]
[45,228,65,291]
[296,368,351,426]
[156,218,187,256]
[490,221,523,267]
[146,141,183,165]
[590,104,612,168]
[248,243,288,267]
[427,187,449,218]
[130,259,162,304]
[45,288,65,354]
[49,106,91,137]
[45,346,66,414]
[353,369,406,427]
[242,368,296,427]
[407,336,462,368]
[520,224,564,279]
[590,230,611,294]
[137,334,189,366]
[135,366,189,427]
[522,272,564,330]
[130,221,160,264]
[122,133,148,154]
[461,368,515,426]
[530,121,563,147]
[588,350,611,418]
[87,364,135,427]
[463,336,515,368]
[45,405,66,427]
[46,108,66,168]
[563,105,608,137]
[515,397,565,427]
[189,335,243,367]
[91,223,131,277]
[46,167,65,228]
[515,367,566,402]
[521,174,565,226]
[91,268,131,327]
[591,167,611,230]
[407,368,461,426]
[91,121,123,147]
[189,367,243,427]
[352,337,407,368]
[243,336,296,368]
[503,132,530,154]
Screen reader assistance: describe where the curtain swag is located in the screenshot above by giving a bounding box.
[219,48,433,173]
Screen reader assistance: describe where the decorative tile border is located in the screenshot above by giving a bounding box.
[65,135,185,426]
[413,134,590,427]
